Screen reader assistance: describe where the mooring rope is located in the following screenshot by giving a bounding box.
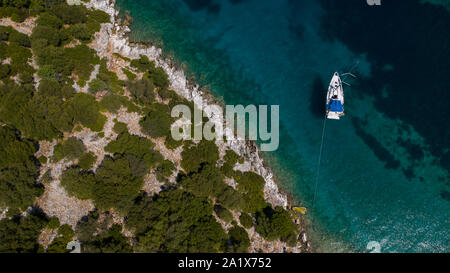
[312,116,327,209]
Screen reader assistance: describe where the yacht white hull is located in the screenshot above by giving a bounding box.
[326,72,345,120]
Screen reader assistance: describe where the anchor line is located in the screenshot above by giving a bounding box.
[312,116,327,209]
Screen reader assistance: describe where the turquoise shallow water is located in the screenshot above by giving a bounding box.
[116,0,450,252]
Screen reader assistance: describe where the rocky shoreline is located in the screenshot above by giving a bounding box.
[83,0,310,252]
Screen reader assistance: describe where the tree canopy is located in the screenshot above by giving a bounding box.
[181,141,219,174]
[53,137,86,161]
[0,214,47,253]
[126,189,227,253]
[0,126,43,211]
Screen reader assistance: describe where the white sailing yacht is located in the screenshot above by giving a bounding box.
[326,72,345,120]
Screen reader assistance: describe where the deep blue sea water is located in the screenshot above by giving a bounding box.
[116,0,450,252]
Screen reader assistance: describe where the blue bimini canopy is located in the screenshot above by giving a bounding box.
[328,100,344,112]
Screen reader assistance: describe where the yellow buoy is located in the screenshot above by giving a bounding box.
[293,206,307,215]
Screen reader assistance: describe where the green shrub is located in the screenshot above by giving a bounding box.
[47,217,60,229]
[113,121,128,134]
[130,55,152,72]
[155,160,175,181]
[215,205,233,223]
[234,171,267,213]
[31,25,61,47]
[81,224,132,253]
[215,186,245,211]
[96,60,124,93]
[126,189,227,252]
[113,53,129,61]
[78,152,96,170]
[146,64,169,90]
[36,12,63,29]
[181,141,219,174]
[8,30,30,47]
[100,94,124,113]
[38,156,48,164]
[255,206,298,243]
[37,65,56,80]
[180,163,226,199]
[87,9,111,24]
[63,45,99,84]
[92,156,144,214]
[0,64,11,79]
[122,68,136,80]
[0,162,41,211]
[40,170,52,184]
[0,41,7,59]
[0,214,48,253]
[164,135,183,150]
[105,132,163,175]
[75,211,99,243]
[58,224,74,238]
[69,93,106,132]
[58,27,71,45]
[11,10,26,23]
[60,167,95,200]
[228,224,250,253]
[38,79,75,99]
[88,78,107,93]
[27,94,74,137]
[140,103,172,138]
[239,213,253,229]
[6,42,33,75]
[0,82,71,140]
[157,88,177,101]
[47,224,75,253]
[222,149,240,177]
[69,23,91,42]
[53,137,86,161]
[50,3,87,25]
[0,126,43,211]
[18,71,33,84]
[0,26,10,41]
[127,78,155,105]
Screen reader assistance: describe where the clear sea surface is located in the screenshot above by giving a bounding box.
[115,0,450,252]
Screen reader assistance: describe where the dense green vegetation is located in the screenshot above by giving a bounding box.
[227,223,250,253]
[0,1,301,253]
[126,189,227,252]
[0,126,43,212]
[239,213,254,229]
[180,163,226,198]
[60,167,95,200]
[70,93,106,132]
[105,131,164,175]
[53,137,86,161]
[126,78,155,105]
[234,171,267,213]
[215,205,234,223]
[82,224,132,253]
[155,159,175,181]
[46,224,75,253]
[47,216,60,230]
[140,103,173,138]
[181,140,220,174]
[61,155,145,214]
[78,151,96,170]
[92,156,144,213]
[0,213,48,253]
[222,149,241,177]
[255,206,298,245]
[113,120,128,134]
